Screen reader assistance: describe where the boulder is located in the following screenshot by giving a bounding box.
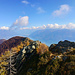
[22,47,27,54]
[22,49,26,54]
[32,45,35,49]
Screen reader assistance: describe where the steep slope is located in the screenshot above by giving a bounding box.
[0,39,6,44]
[0,40,48,75]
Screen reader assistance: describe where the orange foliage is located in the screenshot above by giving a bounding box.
[37,43,49,54]
[0,36,25,55]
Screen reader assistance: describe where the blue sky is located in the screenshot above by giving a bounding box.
[0,0,75,35]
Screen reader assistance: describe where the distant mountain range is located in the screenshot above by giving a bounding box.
[29,29,75,45]
[0,39,6,44]
[0,29,75,46]
[0,30,35,39]
[0,30,20,39]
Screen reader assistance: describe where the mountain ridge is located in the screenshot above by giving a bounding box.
[0,36,75,75]
[0,36,32,55]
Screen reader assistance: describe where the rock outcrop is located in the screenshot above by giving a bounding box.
[57,40,75,48]
[49,40,75,53]
[17,41,41,60]
[49,44,57,50]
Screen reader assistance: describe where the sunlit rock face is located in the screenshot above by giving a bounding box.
[17,41,41,61]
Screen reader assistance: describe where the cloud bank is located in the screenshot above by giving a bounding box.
[1,23,75,30]
[20,23,75,30]
[53,4,70,16]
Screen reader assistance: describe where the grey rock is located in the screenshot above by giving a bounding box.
[57,40,75,48]
[17,40,41,61]
[50,40,75,53]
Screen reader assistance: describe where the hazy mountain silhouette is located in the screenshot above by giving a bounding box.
[29,29,75,45]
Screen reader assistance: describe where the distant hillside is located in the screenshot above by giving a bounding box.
[0,39,6,44]
[0,36,32,55]
[29,29,75,45]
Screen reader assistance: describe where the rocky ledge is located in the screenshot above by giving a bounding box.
[49,40,75,53]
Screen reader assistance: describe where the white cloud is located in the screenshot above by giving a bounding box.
[45,23,75,29]
[66,23,75,29]
[22,0,29,4]
[0,26,9,30]
[0,16,29,30]
[20,23,75,30]
[1,23,75,30]
[12,16,29,27]
[53,4,70,16]
[22,1,36,9]
[37,7,45,14]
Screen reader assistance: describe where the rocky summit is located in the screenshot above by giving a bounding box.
[17,41,41,61]
[57,40,75,48]
[49,40,75,53]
